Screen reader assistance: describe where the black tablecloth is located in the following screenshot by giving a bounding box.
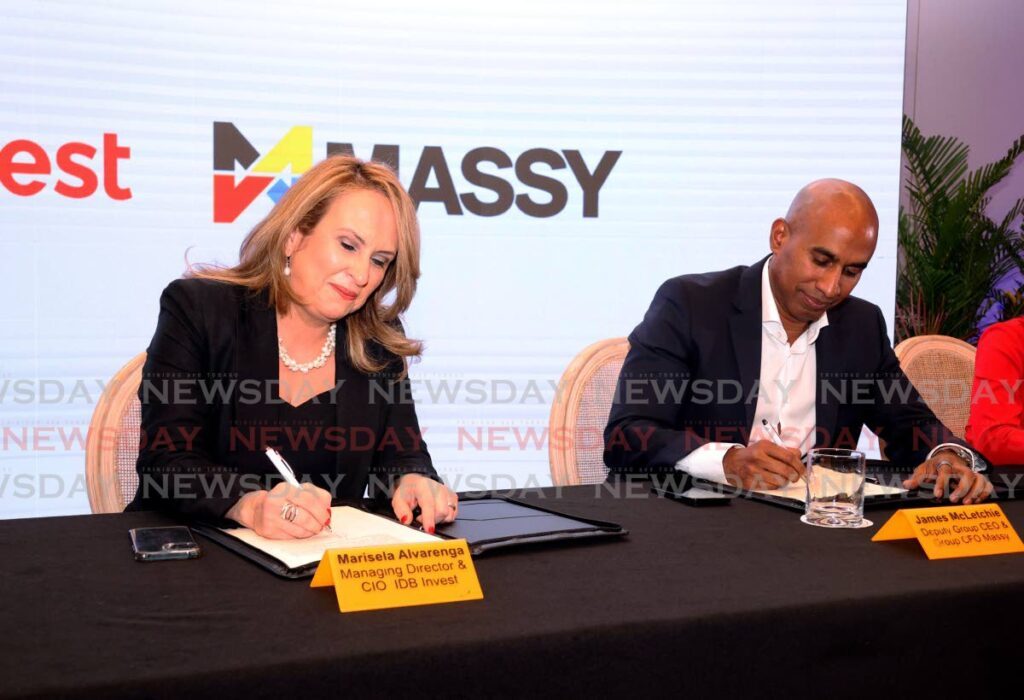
[2,484,1023,699]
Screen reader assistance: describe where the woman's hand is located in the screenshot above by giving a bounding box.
[226,482,332,539]
[391,474,459,534]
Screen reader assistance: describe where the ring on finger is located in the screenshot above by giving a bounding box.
[280,501,298,522]
[935,459,953,470]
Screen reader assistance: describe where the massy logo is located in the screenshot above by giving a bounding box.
[213,122,313,223]
[213,121,621,223]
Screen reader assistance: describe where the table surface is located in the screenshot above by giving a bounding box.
[2,484,1022,699]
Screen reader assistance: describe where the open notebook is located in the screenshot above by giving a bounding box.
[743,476,905,504]
[692,474,908,511]
[194,506,441,577]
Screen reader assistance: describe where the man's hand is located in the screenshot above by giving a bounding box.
[723,440,804,490]
[902,450,993,504]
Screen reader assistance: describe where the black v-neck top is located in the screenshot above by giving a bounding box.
[272,388,340,488]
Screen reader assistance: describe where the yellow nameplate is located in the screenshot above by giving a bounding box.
[872,504,1024,559]
[310,539,483,612]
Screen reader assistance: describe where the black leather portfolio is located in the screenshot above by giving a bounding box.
[194,495,626,579]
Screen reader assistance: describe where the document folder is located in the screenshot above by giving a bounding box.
[194,495,626,579]
[418,495,627,555]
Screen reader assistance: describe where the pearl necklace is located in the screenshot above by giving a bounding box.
[278,323,336,373]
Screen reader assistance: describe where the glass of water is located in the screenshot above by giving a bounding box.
[801,448,868,528]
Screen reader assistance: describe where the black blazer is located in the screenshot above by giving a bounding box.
[127,278,435,524]
[604,257,959,473]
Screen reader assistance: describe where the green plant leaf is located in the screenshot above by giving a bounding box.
[897,115,1024,343]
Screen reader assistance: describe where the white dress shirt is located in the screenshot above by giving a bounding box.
[677,257,829,481]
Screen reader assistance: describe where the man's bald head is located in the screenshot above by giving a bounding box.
[767,179,880,338]
[785,178,879,250]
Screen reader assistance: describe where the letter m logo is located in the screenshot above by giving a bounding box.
[212,122,312,223]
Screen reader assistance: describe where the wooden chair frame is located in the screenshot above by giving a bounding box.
[85,352,146,513]
[548,338,629,486]
[893,334,977,439]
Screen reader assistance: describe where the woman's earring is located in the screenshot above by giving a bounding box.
[284,255,291,277]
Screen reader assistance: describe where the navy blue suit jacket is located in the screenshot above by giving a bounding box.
[604,257,958,474]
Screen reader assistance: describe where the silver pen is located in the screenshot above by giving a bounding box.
[761,418,786,447]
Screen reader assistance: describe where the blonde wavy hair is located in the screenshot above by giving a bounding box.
[190,155,422,375]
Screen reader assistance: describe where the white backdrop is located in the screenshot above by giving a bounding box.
[0,0,907,517]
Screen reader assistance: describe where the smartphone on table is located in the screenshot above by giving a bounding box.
[129,526,201,561]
